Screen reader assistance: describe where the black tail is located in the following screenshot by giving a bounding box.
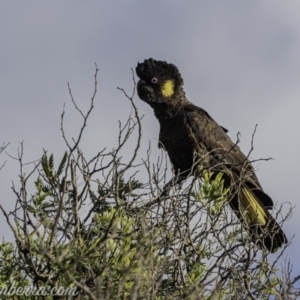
[229,187,287,252]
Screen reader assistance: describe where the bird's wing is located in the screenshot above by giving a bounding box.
[184,103,273,208]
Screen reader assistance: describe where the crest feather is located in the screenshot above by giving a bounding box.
[136,58,184,88]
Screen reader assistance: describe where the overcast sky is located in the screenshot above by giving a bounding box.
[1,1,300,281]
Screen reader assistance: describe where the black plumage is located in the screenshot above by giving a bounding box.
[136,58,287,252]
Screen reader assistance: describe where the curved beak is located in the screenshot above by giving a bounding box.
[137,79,146,89]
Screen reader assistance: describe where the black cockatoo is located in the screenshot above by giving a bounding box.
[136,58,287,252]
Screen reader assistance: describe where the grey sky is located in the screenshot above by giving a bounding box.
[1,1,300,280]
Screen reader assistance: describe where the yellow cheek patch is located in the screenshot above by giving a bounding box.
[161,80,175,97]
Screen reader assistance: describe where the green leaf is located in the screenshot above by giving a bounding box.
[57,151,68,176]
[49,154,54,170]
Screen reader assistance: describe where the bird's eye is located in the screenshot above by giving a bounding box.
[151,78,158,84]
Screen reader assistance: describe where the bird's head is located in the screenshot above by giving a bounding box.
[136,58,184,104]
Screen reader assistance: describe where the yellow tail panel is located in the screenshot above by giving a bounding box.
[240,187,267,226]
